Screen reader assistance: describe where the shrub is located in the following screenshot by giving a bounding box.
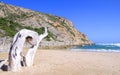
[0,17,56,41]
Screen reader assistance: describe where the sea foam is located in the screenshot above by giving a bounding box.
[71,43,120,52]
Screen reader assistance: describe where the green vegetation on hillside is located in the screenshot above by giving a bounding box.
[61,22,75,36]
[0,18,54,41]
[0,18,22,36]
[45,14,58,22]
[81,38,88,42]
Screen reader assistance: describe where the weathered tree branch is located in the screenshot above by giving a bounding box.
[25,27,48,66]
[8,27,48,71]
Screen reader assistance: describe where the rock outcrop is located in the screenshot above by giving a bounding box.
[0,2,93,51]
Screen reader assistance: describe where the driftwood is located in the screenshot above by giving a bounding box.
[0,59,7,68]
[25,27,48,66]
[8,27,48,71]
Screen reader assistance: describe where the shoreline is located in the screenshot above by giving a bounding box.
[1,48,120,53]
[0,49,120,75]
[70,49,120,53]
[39,43,94,49]
[0,42,94,52]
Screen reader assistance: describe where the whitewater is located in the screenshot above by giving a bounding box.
[71,43,120,52]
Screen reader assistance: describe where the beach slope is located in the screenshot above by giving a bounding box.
[0,50,120,75]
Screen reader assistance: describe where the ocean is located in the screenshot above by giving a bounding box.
[71,43,120,52]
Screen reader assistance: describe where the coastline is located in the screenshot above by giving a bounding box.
[39,42,94,49]
[0,49,120,75]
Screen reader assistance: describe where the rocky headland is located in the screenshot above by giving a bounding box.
[0,2,93,51]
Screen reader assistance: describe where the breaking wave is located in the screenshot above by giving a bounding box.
[96,43,120,47]
[71,43,120,52]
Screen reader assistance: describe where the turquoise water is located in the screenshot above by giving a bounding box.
[71,43,120,52]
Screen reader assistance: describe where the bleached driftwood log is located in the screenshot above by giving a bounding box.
[8,27,48,71]
[24,27,48,66]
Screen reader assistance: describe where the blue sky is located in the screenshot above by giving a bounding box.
[1,0,120,43]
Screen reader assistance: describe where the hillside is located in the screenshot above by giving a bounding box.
[0,2,92,51]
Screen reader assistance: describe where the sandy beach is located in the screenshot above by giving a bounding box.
[0,49,120,75]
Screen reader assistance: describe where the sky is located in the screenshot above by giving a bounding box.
[1,0,120,43]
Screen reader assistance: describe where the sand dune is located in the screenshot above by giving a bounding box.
[0,49,120,75]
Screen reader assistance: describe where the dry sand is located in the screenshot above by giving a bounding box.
[0,49,120,75]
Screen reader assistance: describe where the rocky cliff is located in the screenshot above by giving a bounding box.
[0,2,92,51]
